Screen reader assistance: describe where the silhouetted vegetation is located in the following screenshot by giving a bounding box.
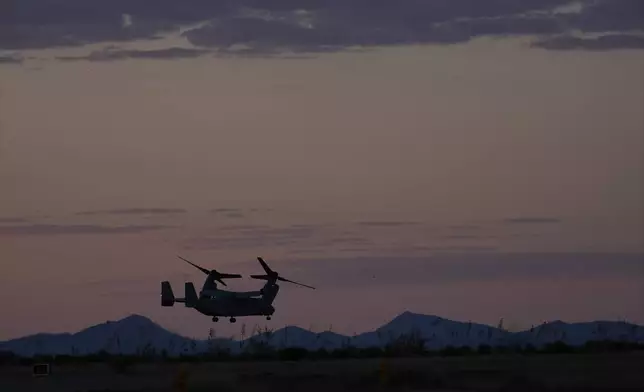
[477,344,492,355]
[2,352,641,392]
[542,340,576,354]
[383,329,427,357]
[2,323,642,392]
[0,350,16,365]
[2,336,643,367]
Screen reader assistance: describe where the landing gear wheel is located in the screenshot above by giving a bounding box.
[230,317,236,323]
[266,316,271,320]
[212,317,219,322]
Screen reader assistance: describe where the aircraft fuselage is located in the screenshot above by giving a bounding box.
[194,296,275,317]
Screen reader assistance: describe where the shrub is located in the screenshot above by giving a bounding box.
[277,347,309,361]
[384,330,427,357]
[542,341,573,354]
[477,344,492,355]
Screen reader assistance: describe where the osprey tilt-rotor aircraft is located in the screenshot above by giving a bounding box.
[161,256,315,323]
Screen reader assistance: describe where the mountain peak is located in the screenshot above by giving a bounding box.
[2,313,643,358]
[376,311,444,333]
[118,314,154,324]
[400,310,428,317]
[80,314,158,335]
[393,311,442,322]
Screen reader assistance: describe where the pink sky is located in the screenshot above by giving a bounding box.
[1,1,643,340]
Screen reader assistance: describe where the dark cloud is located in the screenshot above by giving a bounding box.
[184,225,321,250]
[532,33,644,50]
[283,244,499,257]
[567,0,644,33]
[227,225,318,239]
[182,0,644,54]
[185,223,351,251]
[446,14,564,37]
[76,208,187,216]
[210,208,246,219]
[0,20,170,51]
[319,237,373,246]
[249,208,275,213]
[181,11,468,53]
[357,221,421,227]
[412,245,499,252]
[188,221,500,252]
[56,47,212,62]
[185,222,501,252]
[212,46,355,59]
[211,208,243,213]
[290,224,328,229]
[290,253,644,287]
[0,224,172,236]
[338,247,375,253]
[503,217,562,224]
[209,207,279,219]
[0,217,28,223]
[218,224,272,232]
[183,236,298,250]
[0,0,228,50]
[448,225,483,231]
[0,55,22,64]
[441,234,492,240]
[287,248,328,255]
[0,0,228,26]
[2,1,642,53]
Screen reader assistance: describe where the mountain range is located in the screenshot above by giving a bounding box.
[2,312,643,357]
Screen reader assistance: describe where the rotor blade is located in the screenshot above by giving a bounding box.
[257,257,273,274]
[177,256,210,275]
[278,276,315,289]
[215,278,227,286]
[250,274,270,280]
[217,273,242,279]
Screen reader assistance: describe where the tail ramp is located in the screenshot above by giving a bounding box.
[184,282,199,308]
[161,281,175,307]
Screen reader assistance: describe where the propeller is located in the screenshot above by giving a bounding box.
[250,257,315,289]
[177,255,242,286]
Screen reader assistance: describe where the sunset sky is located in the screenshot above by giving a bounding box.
[1,0,643,341]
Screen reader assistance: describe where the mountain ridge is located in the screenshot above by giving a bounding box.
[2,312,643,357]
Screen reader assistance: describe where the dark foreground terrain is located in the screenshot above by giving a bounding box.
[2,353,643,392]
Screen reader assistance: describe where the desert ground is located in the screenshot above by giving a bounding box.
[2,353,643,392]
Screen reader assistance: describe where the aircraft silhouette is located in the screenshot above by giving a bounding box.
[161,256,315,323]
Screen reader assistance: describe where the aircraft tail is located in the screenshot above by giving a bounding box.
[162,281,189,307]
[184,282,199,308]
[261,281,280,305]
[161,281,175,306]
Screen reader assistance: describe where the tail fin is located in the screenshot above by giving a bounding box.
[261,281,280,305]
[161,281,175,307]
[185,282,198,308]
